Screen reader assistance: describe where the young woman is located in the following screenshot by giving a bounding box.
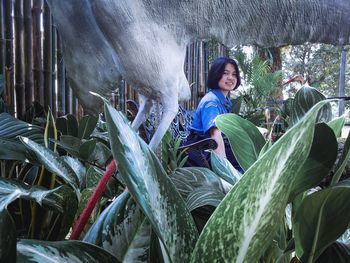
[186,56,242,171]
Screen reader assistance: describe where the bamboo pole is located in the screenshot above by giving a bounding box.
[51,24,57,117]
[56,33,65,116]
[0,0,4,77]
[32,0,43,105]
[23,0,33,109]
[4,0,14,113]
[43,1,52,111]
[14,0,25,119]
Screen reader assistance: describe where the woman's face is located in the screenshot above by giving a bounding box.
[218,63,237,94]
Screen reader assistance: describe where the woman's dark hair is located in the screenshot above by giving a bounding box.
[207,57,241,90]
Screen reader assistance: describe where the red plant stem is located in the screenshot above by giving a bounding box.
[69,160,117,240]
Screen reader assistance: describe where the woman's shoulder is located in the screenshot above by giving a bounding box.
[197,91,221,111]
[201,90,220,104]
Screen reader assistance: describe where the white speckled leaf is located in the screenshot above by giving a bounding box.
[16,239,119,262]
[83,192,147,262]
[0,177,65,211]
[123,219,152,263]
[19,136,80,199]
[104,104,198,263]
[215,113,266,171]
[191,101,329,263]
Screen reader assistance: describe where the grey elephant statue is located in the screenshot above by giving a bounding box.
[45,0,350,149]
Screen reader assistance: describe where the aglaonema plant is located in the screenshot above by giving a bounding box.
[85,93,346,262]
[209,86,350,262]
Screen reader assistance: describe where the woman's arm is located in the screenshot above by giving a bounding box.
[210,127,226,158]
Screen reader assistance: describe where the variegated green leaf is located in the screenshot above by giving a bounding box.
[289,123,337,201]
[0,177,61,211]
[84,192,146,261]
[289,86,332,127]
[186,186,225,211]
[88,142,112,167]
[0,177,78,238]
[19,137,80,199]
[331,131,350,185]
[16,239,119,262]
[327,116,345,138]
[0,113,44,160]
[104,104,198,263]
[78,115,98,139]
[122,219,152,263]
[191,101,329,263]
[0,113,44,143]
[170,167,225,201]
[62,156,86,190]
[0,137,29,161]
[215,113,266,171]
[294,180,350,262]
[0,209,16,263]
[211,151,242,185]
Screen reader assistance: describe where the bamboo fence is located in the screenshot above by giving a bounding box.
[0,0,230,120]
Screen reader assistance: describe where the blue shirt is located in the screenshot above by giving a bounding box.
[190,89,232,136]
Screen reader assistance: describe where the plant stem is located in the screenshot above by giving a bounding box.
[69,160,117,240]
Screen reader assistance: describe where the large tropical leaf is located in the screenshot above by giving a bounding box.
[294,180,350,262]
[16,239,119,262]
[62,156,86,190]
[211,151,242,185]
[56,114,78,137]
[104,103,198,262]
[0,177,63,211]
[0,177,78,239]
[331,131,350,185]
[170,167,225,201]
[0,113,44,160]
[186,186,225,211]
[316,241,350,263]
[84,191,146,261]
[19,136,80,198]
[327,116,345,138]
[215,113,266,171]
[191,101,329,263]
[289,123,338,201]
[122,219,152,263]
[0,113,44,143]
[289,86,332,127]
[78,115,98,139]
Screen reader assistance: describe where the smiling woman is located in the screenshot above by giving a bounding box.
[185,57,243,172]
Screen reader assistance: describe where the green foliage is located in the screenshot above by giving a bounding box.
[215,113,266,171]
[233,47,283,124]
[104,103,198,262]
[2,87,350,262]
[161,130,188,173]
